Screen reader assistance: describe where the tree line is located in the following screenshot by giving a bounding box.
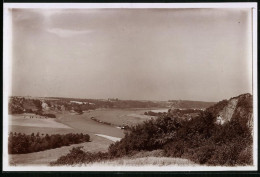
[8,132,90,154]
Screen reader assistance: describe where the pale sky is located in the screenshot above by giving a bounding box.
[10,8,252,102]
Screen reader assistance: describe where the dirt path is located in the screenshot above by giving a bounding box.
[95,134,122,142]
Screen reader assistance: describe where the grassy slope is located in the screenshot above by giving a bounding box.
[9,136,112,166]
[82,150,198,167]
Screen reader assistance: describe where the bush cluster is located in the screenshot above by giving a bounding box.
[163,113,252,166]
[108,116,183,157]
[8,132,90,154]
[91,117,113,126]
[144,111,168,117]
[35,111,56,118]
[50,146,109,166]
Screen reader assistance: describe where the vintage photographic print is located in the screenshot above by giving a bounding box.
[3,3,258,171]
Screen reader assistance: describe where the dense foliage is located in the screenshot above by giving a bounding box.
[163,113,252,166]
[51,94,253,166]
[8,132,90,154]
[108,116,183,157]
[52,110,252,166]
[231,94,253,131]
[168,109,203,120]
[114,110,252,165]
[206,99,229,117]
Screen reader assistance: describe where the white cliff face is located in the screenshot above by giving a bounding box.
[214,94,253,135]
[216,98,238,125]
[216,116,224,125]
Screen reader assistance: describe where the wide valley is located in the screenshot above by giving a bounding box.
[8,108,168,165]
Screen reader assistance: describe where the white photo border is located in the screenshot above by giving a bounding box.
[3,2,258,172]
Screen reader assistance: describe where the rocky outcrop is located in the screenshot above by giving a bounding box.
[216,98,238,125]
[210,93,253,131]
[231,93,253,131]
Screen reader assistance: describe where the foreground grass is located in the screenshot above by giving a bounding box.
[90,150,197,166]
[89,156,197,167]
[50,149,197,167]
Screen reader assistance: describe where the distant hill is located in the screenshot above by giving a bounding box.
[8,96,170,115]
[168,100,216,109]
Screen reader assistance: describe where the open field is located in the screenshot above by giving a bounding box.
[9,125,80,135]
[84,108,166,127]
[9,114,72,129]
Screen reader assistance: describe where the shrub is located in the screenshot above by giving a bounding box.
[35,112,56,118]
[237,146,253,165]
[107,116,183,158]
[50,146,109,166]
[163,111,252,166]
[107,109,252,166]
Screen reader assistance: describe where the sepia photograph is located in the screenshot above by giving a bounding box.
[3,3,258,171]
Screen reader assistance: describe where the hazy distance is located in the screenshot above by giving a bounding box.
[10,8,252,102]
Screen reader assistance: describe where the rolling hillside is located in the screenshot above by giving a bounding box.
[52,93,254,166]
